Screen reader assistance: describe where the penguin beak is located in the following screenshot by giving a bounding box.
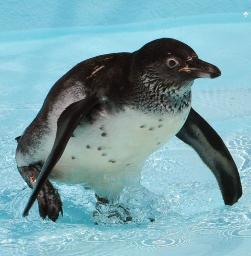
[179,59,221,79]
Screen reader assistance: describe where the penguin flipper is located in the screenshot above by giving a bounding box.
[22,96,99,217]
[176,108,242,205]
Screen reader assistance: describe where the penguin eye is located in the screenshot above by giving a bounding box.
[166,57,179,69]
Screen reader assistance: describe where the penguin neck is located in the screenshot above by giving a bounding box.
[129,73,193,114]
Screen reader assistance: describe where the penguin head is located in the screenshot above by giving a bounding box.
[132,38,221,86]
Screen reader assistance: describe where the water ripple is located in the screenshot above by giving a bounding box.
[141,236,186,247]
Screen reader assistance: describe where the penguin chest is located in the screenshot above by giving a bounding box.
[52,106,190,186]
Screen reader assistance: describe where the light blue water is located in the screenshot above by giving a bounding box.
[0,13,251,256]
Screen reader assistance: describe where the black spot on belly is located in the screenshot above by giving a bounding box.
[109,159,116,163]
[157,142,161,145]
[86,145,91,149]
[101,132,107,137]
[149,127,154,131]
[140,125,145,128]
[158,124,163,128]
[99,125,104,131]
[71,133,75,138]
[102,153,107,156]
[158,119,163,122]
[72,156,76,160]
[97,146,103,151]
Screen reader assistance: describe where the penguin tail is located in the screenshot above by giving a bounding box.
[15,136,21,143]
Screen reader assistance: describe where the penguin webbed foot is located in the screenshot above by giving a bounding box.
[37,181,63,222]
[93,194,132,224]
[18,165,63,222]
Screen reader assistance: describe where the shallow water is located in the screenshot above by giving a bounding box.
[0,14,251,255]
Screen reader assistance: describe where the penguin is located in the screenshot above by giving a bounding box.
[15,38,242,222]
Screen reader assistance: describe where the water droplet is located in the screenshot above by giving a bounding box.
[243,11,249,18]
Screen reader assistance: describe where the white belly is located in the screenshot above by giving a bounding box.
[45,106,190,199]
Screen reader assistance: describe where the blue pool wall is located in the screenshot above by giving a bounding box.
[1,0,251,32]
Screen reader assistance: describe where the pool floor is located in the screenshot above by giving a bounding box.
[0,14,251,256]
